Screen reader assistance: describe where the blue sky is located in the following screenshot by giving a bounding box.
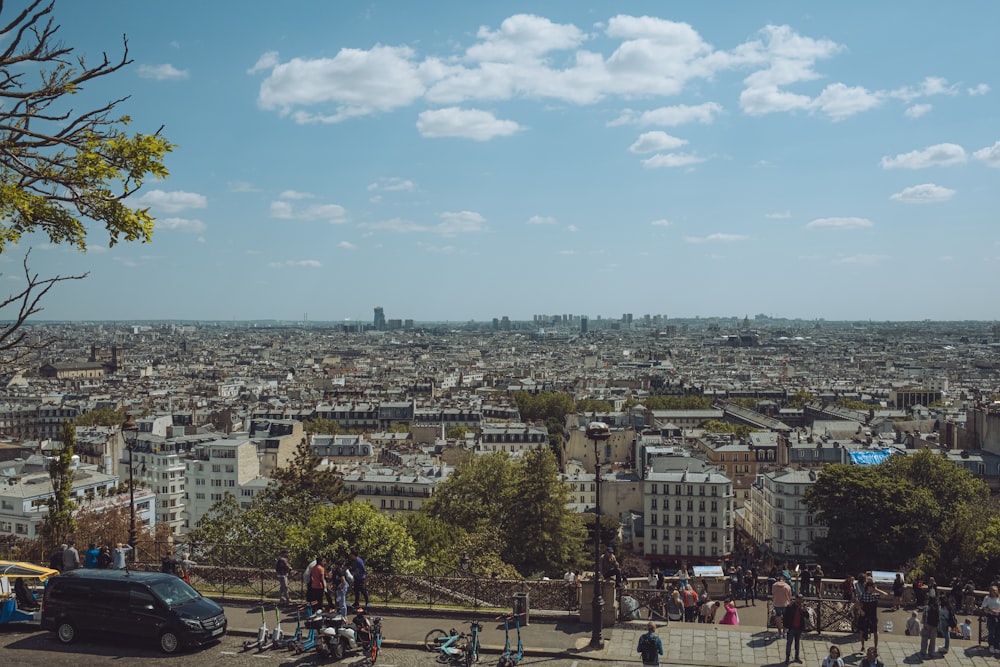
[7,1,1000,322]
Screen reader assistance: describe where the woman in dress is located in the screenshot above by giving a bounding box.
[718,597,739,625]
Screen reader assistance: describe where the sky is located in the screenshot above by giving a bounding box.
[5,1,1000,323]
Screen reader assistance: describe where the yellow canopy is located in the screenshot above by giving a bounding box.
[0,561,60,581]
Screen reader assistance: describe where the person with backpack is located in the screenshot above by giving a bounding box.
[636,622,663,666]
[275,550,292,604]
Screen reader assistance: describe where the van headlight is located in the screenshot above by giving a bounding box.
[182,618,203,630]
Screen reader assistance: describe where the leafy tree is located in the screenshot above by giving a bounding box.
[702,419,751,440]
[835,397,871,411]
[185,494,297,568]
[0,1,173,366]
[303,417,340,435]
[286,501,417,573]
[402,513,462,562]
[503,447,587,576]
[445,425,468,440]
[422,451,516,533]
[40,420,77,547]
[803,450,988,573]
[75,407,126,427]
[785,389,815,409]
[263,437,354,505]
[389,422,411,433]
[576,399,613,413]
[513,390,575,423]
[642,395,713,410]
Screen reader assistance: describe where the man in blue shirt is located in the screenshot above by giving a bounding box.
[637,622,663,666]
[351,549,370,608]
[84,543,100,568]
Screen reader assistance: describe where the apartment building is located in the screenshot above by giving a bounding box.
[182,435,262,530]
[747,468,827,561]
[341,463,448,516]
[642,464,734,564]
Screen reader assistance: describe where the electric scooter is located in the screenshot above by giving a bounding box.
[275,604,306,650]
[266,604,285,650]
[497,611,523,667]
[242,605,270,651]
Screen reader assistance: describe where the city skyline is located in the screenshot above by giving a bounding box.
[4,1,999,323]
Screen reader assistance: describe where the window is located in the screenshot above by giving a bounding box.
[212,464,221,473]
[651,484,658,494]
[195,493,205,500]
[650,514,657,525]
[651,528,658,540]
[650,498,657,510]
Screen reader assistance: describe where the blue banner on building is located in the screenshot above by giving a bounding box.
[849,450,892,465]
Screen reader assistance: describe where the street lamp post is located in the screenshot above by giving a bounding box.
[586,421,611,650]
[122,417,138,562]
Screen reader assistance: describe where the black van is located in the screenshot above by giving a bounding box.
[41,569,227,653]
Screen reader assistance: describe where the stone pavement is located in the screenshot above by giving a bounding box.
[221,599,993,666]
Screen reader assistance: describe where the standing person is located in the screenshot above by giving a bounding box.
[275,550,292,604]
[350,550,370,608]
[49,544,66,572]
[859,647,884,667]
[905,610,921,636]
[97,544,112,569]
[178,552,195,583]
[821,645,845,667]
[782,593,807,664]
[857,580,889,652]
[938,595,955,654]
[981,584,1000,654]
[307,556,327,613]
[84,543,100,568]
[841,576,856,602]
[799,567,811,598]
[666,589,684,622]
[682,583,699,622]
[160,552,178,576]
[333,565,349,617]
[636,621,663,666]
[743,567,756,606]
[892,572,905,610]
[920,597,939,658]
[62,540,81,571]
[112,542,132,569]
[772,575,792,639]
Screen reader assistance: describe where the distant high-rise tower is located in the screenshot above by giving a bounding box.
[581,316,589,334]
[374,306,386,331]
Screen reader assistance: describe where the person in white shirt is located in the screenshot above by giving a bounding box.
[961,618,973,640]
[821,645,845,667]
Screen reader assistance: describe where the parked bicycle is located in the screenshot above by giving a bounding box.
[424,620,482,666]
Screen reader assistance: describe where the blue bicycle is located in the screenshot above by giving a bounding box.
[496,613,523,667]
[424,621,482,666]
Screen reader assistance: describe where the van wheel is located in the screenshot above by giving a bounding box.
[159,630,181,654]
[56,621,77,644]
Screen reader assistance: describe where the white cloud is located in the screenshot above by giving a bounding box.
[684,232,749,243]
[157,217,207,233]
[280,190,314,200]
[973,140,1000,167]
[557,249,576,255]
[565,224,579,232]
[805,217,873,229]
[650,219,671,226]
[135,189,207,213]
[435,211,488,235]
[338,241,356,250]
[417,242,463,255]
[527,215,557,225]
[417,108,521,140]
[269,200,347,223]
[889,76,958,103]
[904,103,932,118]
[880,143,967,169]
[257,45,429,123]
[764,211,792,219]
[628,131,687,154]
[609,102,723,127]
[367,177,415,192]
[228,181,260,193]
[811,83,882,120]
[889,183,956,204]
[359,218,427,233]
[834,253,889,265]
[968,83,990,96]
[466,14,586,62]
[641,152,705,168]
[138,64,189,80]
[248,51,280,74]
[268,259,322,268]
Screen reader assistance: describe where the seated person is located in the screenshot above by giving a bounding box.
[14,578,39,610]
[905,610,920,636]
[960,618,973,640]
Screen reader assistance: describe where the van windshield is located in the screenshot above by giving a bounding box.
[148,577,201,607]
